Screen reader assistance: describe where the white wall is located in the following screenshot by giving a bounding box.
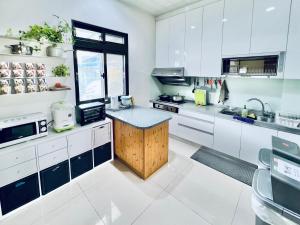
[0,0,159,119]
[162,78,300,114]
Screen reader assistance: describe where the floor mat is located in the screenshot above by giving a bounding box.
[191,147,258,186]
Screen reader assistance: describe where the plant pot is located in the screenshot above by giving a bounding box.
[46,46,64,57]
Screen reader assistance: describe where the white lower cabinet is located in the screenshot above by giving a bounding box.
[240,124,278,165]
[170,112,214,148]
[278,131,300,147]
[68,129,93,158]
[0,120,113,216]
[213,117,242,158]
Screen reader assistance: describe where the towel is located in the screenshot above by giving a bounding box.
[218,80,229,104]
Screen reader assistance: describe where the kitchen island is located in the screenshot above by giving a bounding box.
[106,107,172,179]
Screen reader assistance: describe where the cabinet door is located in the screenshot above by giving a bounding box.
[240,124,277,165]
[156,19,169,68]
[68,129,92,158]
[213,117,242,157]
[278,132,300,147]
[93,123,111,148]
[201,1,223,77]
[284,0,300,79]
[185,7,203,77]
[168,13,186,67]
[222,0,253,55]
[250,0,291,53]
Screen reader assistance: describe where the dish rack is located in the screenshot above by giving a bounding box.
[276,112,300,129]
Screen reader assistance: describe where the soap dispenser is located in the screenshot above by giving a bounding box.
[242,105,248,118]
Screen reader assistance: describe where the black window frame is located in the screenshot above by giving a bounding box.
[72,20,129,105]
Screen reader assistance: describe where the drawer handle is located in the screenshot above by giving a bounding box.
[52,166,60,172]
[15,181,26,188]
[178,123,213,135]
[98,126,104,129]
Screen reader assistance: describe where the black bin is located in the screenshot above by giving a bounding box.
[0,173,40,215]
[94,142,112,167]
[70,150,93,179]
[40,160,70,195]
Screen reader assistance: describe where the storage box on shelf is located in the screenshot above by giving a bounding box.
[0,119,113,217]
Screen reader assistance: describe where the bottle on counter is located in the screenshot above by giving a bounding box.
[242,105,248,118]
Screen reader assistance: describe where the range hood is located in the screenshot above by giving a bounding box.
[151,67,191,86]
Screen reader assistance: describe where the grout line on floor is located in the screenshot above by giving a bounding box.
[230,186,244,225]
[77,183,107,225]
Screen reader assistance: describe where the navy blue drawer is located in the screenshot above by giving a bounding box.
[70,150,93,179]
[94,142,112,167]
[0,173,40,215]
[40,160,70,195]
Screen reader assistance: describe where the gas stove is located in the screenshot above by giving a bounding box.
[153,99,185,105]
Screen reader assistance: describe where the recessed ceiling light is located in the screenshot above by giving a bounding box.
[222,18,228,22]
[266,6,275,12]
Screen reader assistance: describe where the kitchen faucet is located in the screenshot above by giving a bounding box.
[247,98,265,116]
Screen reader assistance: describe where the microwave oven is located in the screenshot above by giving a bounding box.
[0,113,48,149]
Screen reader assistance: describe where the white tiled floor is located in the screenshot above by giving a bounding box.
[0,137,256,225]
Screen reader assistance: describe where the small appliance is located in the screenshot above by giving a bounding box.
[271,136,300,214]
[120,96,133,107]
[75,102,106,126]
[51,101,75,133]
[110,96,120,110]
[0,113,48,148]
[194,89,207,106]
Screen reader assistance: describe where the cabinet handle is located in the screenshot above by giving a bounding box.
[15,181,26,188]
[178,123,213,135]
[52,166,60,172]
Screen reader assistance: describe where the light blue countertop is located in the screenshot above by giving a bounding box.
[106,106,172,129]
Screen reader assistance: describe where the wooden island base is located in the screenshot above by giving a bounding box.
[114,120,169,179]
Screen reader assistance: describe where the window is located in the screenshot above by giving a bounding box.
[74,28,103,41]
[72,20,129,105]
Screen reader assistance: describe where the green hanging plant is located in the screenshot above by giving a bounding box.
[52,64,70,77]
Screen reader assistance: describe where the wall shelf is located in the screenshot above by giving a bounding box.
[0,35,72,47]
[0,53,65,60]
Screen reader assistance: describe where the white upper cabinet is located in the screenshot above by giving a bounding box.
[250,0,291,54]
[185,7,203,77]
[156,19,169,68]
[240,124,277,165]
[284,0,300,79]
[222,0,253,56]
[201,1,224,77]
[169,13,186,67]
[213,117,242,158]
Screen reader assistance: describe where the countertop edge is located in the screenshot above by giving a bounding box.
[151,100,300,135]
[106,113,171,129]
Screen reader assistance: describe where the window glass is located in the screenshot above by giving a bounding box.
[76,50,105,102]
[106,34,124,44]
[75,28,102,41]
[107,54,125,96]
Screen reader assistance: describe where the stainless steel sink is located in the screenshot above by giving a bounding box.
[219,107,275,123]
[219,107,242,116]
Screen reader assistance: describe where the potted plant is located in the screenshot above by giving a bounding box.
[52,64,70,77]
[19,15,72,57]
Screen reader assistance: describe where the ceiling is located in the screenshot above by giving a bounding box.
[119,0,202,16]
